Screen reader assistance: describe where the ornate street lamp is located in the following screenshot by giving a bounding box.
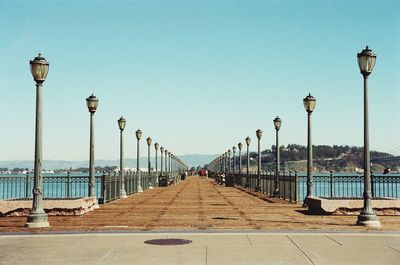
[136,129,143,192]
[245,136,251,187]
[224,152,227,174]
[118,116,127,198]
[227,149,231,173]
[169,152,172,174]
[147,137,152,174]
[356,46,380,227]
[220,155,223,173]
[160,146,164,177]
[303,93,316,205]
[86,94,99,200]
[256,129,263,192]
[164,149,168,175]
[232,146,236,173]
[154,143,159,173]
[238,142,243,175]
[273,116,282,197]
[168,151,171,175]
[26,53,50,228]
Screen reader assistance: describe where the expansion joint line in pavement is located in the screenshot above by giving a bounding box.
[209,179,257,228]
[324,235,343,246]
[144,179,190,229]
[236,186,277,204]
[286,235,316,265]
[197,179,206,223]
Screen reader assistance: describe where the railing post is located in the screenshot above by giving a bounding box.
[101,171,106,203]
[24,172,29,198]
[330,170,333,198]
[67,171,71,197]
[294,170,298,203]
[285,171,289,200]
[371,170,375,198]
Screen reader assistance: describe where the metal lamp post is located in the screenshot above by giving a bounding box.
[273,116,282,197]
[146,137,152,174]
[160,146,164,177]
[86,94,99,200]
[26,53,50,228]
[232,146,236,173]
[224,152,227,174]
[154,143,159,174]
[228,149,231,173]
[136,129,143,192]
[303,93,316,206]
[118,116,127,198]
[256,129,263,192]
[167,151,171,176]
[245,137,251,187]
[165,149,168,175]
[220,156,223,173]
[356,46,380,227]
[170,153,173,175]
[238,142,243,175]
[169,152,172,175]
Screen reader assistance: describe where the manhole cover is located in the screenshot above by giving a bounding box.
[144,239,192,246]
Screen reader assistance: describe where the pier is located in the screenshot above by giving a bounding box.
[1,176,400,233]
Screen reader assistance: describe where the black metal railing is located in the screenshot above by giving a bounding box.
[216,171,400,203]
[297,172,400,201]
[228,171,297,202]
[0,171,182,203]
[0,173,102,200]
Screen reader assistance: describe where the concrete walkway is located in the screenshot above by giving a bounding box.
[1,232,400,265]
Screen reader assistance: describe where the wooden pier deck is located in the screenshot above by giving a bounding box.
[1,177,400,232]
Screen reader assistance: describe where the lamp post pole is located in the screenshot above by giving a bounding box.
[136,129,143,192]
[228,149,231,173]
[160,147,164,177]
[147,137,152,174]
[146,137,152,187]
[224,152,228,175]
[86,94,99,200]
[256,129,263,192]
[238,143,242,176]
[118,116,127,198]
[273,117,282,197]
[219,156,223,173]
[170,153,173,176]
[26,53,50,228]
[356,46,380,227]
[165,149,168,176]
[245,137,251,188]
[232,146,236,173]
[303,93,316,206]
[155,143,159,184]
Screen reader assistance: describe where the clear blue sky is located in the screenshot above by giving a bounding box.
[0,0,399,161]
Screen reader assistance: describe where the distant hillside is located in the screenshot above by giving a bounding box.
[1,146,398,173]
[247,144,400,173]
[0,154,218,171]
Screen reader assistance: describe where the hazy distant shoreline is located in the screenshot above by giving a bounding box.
[0,154,218,170]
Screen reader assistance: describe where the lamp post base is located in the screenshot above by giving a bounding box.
[303,195,313,208]
[357,212,381,227]
[120,190,128,198]
[26,212,49,228]
[138,185,143,193]
[273,190,279,197]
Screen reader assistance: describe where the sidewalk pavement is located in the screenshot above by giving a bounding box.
[1,231,400,265]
